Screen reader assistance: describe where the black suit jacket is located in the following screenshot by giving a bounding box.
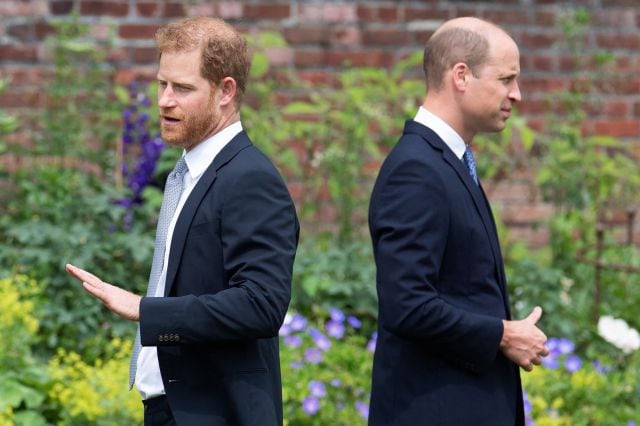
[139,131,299,425]
[368,121,523,425]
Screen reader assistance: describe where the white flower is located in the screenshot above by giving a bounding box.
[597,315,640,354]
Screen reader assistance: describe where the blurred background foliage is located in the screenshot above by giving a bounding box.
[0,8,638,425]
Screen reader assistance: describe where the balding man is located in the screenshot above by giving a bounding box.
[368,17,549,425]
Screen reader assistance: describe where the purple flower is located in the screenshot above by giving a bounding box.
[593,360,611,374]
[279,322,291,337]
[367,331,378,353]
[289,314,307,332]
[557,338,575,355]
[330,378,341,387]
[304,348,323,364]
[308,327,331,351]
[284,335,302,348]
[542,356,560,369]
[564,355,582,373]
[329,307,345,323]
[326,320,345,339]
[355,401,369,419]
[290,361,303,369]
[302,396,320,415]
[347,315,362,328]
[308,380,326,398]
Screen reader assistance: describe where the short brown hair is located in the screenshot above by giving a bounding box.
[155,17,251,108]
[423,27,489,91]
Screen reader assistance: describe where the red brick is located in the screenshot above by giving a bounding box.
[507,227,550,249]
[356,5,377,21]
[634,102,640,117]
[297,70,338,86]
[379,6,400,22]
[588,120,640,137]
[115,67,157,85]
[244,4,290,20]
[405,6,449,21]
[530,55,555,72]
[483,9,530,25]
[34,20,55,39]
[284,27,330,45]
[0,0,47,16]
[217,2,242,19]
[516,98,550,115]
[119,24,160,40]
[326,50,394,67]
[0,89,46,108]
[596,33,640,50]
[80,1,128,17]
[299,4,357,22]
[7,23,33,41]
[330,27,361,46]
[163,2,186,18]
[50,0,73,15]
[519,32,560,49]
[136,2,158,17]
[133,47,158,64]
[3,66,51,85]
[519,76,568,92]
[362,29,412,46]
[502,204,555,225]
[0,44,38,61]
[293,49,326,68]
[534,10,556,26]
[602,100,630,116]
[593,10,636,27]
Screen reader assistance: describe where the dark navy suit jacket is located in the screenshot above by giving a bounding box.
[139,131,299,425]
[368,121,523,425]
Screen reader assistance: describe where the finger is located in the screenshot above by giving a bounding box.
[539,346,550,357]
[531,356,542,366]
[67,264,102,286]
[522,362,533,372]
[525,306,542,324]
[82,281,107,302]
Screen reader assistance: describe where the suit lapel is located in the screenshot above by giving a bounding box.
[404,121,510,308]
[164,131,253,296]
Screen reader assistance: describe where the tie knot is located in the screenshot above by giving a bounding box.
[170,157,188,180]
[462,146,478,186]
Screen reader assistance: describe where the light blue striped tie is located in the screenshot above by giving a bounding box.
[463,146,479,186]
[129,156,188,388]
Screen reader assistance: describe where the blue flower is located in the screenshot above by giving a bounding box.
[367,331,378,353]
[308,380,326,398]
[347,315,362,328]
[329,307,345,322]
[304,347,323,364]
[284,335,302,348]
[542,356,560,369]
[302,396,320,415]
[330,378,341,387]
[557,338,575,355]
[290,360,303,369]
[290,314,307,332]
[279,322,291,337]
[308,327,331,351]
[326,320,345,339]
[564,355,582,373]
[355,401,369,419]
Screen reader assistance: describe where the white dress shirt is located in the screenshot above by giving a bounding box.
[414,106,467,160]
[136,121,243,400]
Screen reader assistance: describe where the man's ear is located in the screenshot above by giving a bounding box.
[218,77,237,107]
[451,62,470,92]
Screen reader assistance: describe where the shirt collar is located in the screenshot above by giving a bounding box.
[414,106,467,160]
[182,121,243,179]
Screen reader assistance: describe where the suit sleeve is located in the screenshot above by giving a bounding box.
[370,156,503,371]
[139,166,299,344]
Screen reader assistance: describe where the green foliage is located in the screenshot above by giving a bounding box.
[0,166,151,356]
[0,78,19,156]
[32,15,119,166]
[243,33,423,243]
[0,275,50,426]
[292,236,377,319]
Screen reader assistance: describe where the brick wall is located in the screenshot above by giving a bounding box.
[1,0,639,246]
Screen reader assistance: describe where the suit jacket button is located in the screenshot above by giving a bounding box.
[175,335,180,342]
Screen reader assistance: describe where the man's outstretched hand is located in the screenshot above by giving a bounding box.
[500,306,550,372]
[66,264,141,321]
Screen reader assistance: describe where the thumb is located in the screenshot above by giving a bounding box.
[525,306,542,324]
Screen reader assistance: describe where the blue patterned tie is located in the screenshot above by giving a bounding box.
[129,156,188,388]
[463,146,479,186]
